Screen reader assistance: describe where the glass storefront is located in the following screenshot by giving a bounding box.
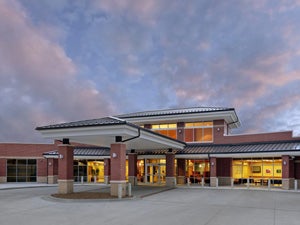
[186,159,210,185]
[232,158,282,187]
[74,159,128,183]
[7,159,37,182]
[138,158,166,184]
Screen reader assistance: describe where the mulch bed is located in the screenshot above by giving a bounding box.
[51,192,118,199]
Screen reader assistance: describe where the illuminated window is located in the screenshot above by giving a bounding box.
[152,123,177,139]
[184,122,213,142]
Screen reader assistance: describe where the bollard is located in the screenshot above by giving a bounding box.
[118,183,122,199]
[128,183,132,197]
[216,178,219,188]
[231,178,234,188]
[81,176,84,184]
[201,177,204,187]
[295,180,298,191]
[268,179,271,190]
[94,176,97,183]
[187,177,190,187]
[247,178,250,189]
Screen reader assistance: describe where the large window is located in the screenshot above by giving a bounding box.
[7,159,36,182]
[152,123,177,139]
[232,158,282,187]
[186,159,210,184]
[184,122,213,142]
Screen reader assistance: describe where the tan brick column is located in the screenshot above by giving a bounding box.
[110,143,127,197]
[282,155,294,190]
[128,152,137,186]
[104,158,111,184]
[210,157,217,187]
[58,144,74,194]
[166,151,176,187]
[177,158,186,184]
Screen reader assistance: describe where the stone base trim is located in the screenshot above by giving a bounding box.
[0,176,7,183]
[48,175,58,184]
[58,179,74,194]
[104,176,110,184]
[166,177,176,187]
[37,176,47,183]
[210,177,217,187]
[110,180,127,197]
[282,178,294,190]
[177,176,185,185]
[218,177,231,186]
[128,176,137,186]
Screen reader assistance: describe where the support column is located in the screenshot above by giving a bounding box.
[110,143,127,197]
[104,158,111,184]
[58,144,74,194]
[0,158,6,183]
[216,158,232,186]
[282,155,294,190]
[166,151,176,187]
[47,158,58,184]
[210,157,217,187]
[128,151,137,186]
[177,158,186,184]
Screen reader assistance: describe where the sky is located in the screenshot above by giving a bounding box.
[0,0,300,143]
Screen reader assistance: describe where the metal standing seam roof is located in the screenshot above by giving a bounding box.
[43,147,111,157]
[36,117,126,130]
[179,141,300,155]
[116,106,235,118]
[43,141,300,157]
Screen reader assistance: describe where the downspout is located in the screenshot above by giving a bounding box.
[121,128,141,143]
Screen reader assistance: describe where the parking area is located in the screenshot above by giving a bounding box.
[1,184,300,225]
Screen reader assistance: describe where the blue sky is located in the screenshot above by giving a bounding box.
[1,0,300,143]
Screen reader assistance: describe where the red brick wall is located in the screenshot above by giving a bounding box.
[58,145,74,180]
[0,158,6,176]
[166,153,175,177]
[128,153,137,176]
[282,155,294,179]
[210,157,217,177]
[104,158,111,176]
[37,158,47,177]
[110,143,126,181]
[216,158,232,177]
[0,143,55,157]
[177,159,186,176]
[215,130,299,144]
[177,122,185,142]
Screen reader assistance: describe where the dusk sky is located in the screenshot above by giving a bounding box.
[1,0,300,143]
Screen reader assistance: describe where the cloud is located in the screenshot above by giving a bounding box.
[0,0,115,142]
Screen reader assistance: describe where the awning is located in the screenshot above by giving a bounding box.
[36,116,186,150]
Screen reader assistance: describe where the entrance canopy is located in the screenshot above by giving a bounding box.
[36,116,186,150]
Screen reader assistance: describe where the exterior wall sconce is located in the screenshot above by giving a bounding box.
[58,154,64,159]
[283,161,287,165]
[211,162,214,166]
[112,153,117,158]
[178,129,182,134]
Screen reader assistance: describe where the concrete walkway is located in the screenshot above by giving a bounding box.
[1,184,300,225]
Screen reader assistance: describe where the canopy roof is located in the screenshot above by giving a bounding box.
[36,117,186,150]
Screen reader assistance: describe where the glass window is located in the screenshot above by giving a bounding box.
[184,121,213,143]
[7,159,36,183]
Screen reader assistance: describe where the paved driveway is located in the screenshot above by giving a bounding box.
[1,185,300,225]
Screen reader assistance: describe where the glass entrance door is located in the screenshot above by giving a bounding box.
[145,163,166,184]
